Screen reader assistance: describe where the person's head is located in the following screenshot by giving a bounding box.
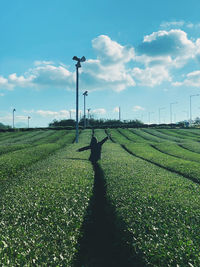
[90,136,97,146]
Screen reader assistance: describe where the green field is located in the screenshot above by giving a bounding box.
[0,128,200,266]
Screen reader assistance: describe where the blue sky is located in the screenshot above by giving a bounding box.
[1,0,200,127]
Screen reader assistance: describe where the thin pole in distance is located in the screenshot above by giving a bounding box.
[72,56,86,143]
[83,90,88,129]
[13,108,16,129]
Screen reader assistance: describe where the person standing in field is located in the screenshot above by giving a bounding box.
[77,135,109,164]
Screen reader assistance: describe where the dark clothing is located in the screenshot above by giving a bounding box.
[78,136,108,163]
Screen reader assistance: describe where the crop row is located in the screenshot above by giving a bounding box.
[108,129,200,183]
[0,130,94,266]
[0,131,75,182]
[99,133,200,266]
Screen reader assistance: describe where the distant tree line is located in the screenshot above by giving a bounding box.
[0,122,11,130]
[49,118,144,128]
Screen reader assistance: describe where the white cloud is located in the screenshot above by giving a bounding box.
[92,108,106,115]
[132,66,171,87]
[92,35,135,65]
[173,70,200,87]
[160,21,185,28]
[0,93,4,96]
[133,105,145,112]
[137,30,195,67]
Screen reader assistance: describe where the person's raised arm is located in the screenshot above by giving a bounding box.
[99,136,109,146]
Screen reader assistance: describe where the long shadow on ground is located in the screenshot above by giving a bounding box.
[73,162,145,267]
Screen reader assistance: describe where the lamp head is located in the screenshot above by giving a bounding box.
[80,56,86,62]
[83,90,88,96]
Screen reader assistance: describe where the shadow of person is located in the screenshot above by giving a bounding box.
[77,135,109,164]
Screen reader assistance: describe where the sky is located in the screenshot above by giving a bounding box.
[1,0,200,127]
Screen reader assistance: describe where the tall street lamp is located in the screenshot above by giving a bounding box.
[83,90,88,129]
[190,94,199,123]
[28,116,31,128]
[170,102,177,124]
[13,108,16,128]
[72,56,86,143]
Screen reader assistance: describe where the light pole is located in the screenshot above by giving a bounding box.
[13,108,16,128]
[170,102,177,124]
[159,107,165,124]
[87,108,91,127]
[28,116,31,128]
[190,94,199,123]
[83,90,88,129]
[72,56,86,143]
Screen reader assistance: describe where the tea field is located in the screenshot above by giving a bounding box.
[0,128,200,266]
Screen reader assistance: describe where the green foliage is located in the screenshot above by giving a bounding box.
[100,137,200,266]
[0,140,94,266]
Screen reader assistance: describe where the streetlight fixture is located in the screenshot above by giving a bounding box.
[28,116,31,128]
[170,102,178,124]
[83,90,88,129]
[190,94,199,123]
[13,108,16,128]
[72,56,86,143]
[158,107,165,124]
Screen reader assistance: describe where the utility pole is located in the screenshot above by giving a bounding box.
[13,108,16,128]
[83,91,88,129]
[119,106,121,121]
[72,56,86,143]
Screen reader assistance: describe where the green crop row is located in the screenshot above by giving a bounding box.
[108,129,200,183]
[153,141,200,163]
[130,129,163,143]
[0,130,94,266]
[0,131,75,182]
[143,129,184,143]
[100,138,200,266]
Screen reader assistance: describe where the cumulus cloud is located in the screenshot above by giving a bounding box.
[132,66,171,87]
[137,30,195,62]
[1,31,200,92]
[92,35,135,65]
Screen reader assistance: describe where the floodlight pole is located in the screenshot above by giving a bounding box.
[83,91,88,129]
[119,106,121,121]
[73,56,86,143]
[13,108,16,129]
[190,94,199,123]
